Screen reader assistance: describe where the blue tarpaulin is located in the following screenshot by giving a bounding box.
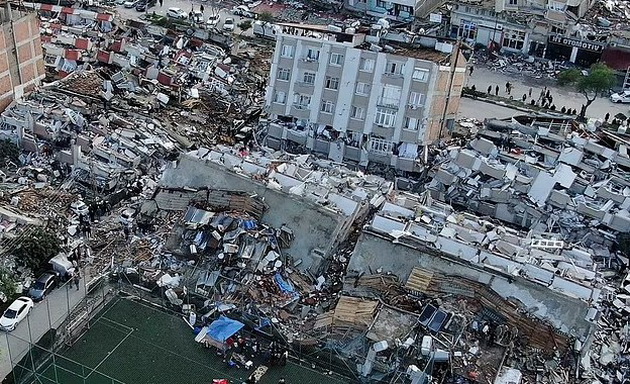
[206,316,245,343]
[274,273,295,293]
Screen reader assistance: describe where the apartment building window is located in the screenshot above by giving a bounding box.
[375,107,397,127]
[305,48,320,61]
[379,85,402,107]
[403,117,419,131]
[325,76,339,90]
[408,92,424,108]
[360,58,375,72]
[321,100,334,113]
[346,131,361,147]
[508,0,517,5]
[356,82,370,95]
[503,29,526,50]
[330,53,344,66]
[458,20,477,40]
[412,68,429,82]
[550,25,566,34]
[369,138,393,154]
[281,45,294,58]
[293,94,311,108]
[386,61,404,75]
[303,72,316,85]
[273,91,287,104]
[277,68,291,81]
[350,106,365,120]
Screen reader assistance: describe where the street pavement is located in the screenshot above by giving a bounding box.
[465,66,628,121]
[0,281,87,380]
[115,0,254,36]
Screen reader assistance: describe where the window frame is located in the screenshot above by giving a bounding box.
[412,67,429,82]
[281,44,294,58]
[277,68,291,81]
[303,72,316,85]
[350,105,365,120]
[320,100,334,114]
[325,76,340,90]
[329,53,344,66]
[360,58,375,72]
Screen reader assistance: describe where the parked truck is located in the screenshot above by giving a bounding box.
[252,21,281,40]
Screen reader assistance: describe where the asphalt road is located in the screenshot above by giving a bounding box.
[115,0,255,36]
[0,282,87,380]
[467,66,628,121]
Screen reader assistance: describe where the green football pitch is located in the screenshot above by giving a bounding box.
[12,298,349,384]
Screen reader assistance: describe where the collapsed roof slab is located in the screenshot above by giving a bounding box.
[160,155,350,275]
[348,232,593,341]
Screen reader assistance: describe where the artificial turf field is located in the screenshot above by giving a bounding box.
[16,298,348,384]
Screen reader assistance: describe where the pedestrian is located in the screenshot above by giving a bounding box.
[549,95,553,105]
[522,94,527,102]
[546,89,550,98]
[469,66,474,76]
[550,104,556,111]
[561,106,566,113]
[505,82,510,94]
[487,85,492,95]
[158,0,162,6]
[471,84,476,91]
[528,87,532,97]
[200,4,204,13]
[530,99,536,106]
[495,85,499,96]
[605,112,610,122]
[73,273,80,290]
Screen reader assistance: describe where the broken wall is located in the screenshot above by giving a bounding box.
[349,231,592,338]
[160,155,348,274]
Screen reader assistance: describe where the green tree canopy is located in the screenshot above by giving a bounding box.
[0,268,17,302]
[258,11,274,24]
[13,228,61,272]
[238,20,252,34]
[558,63,616,119]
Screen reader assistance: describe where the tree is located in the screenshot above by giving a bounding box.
[258,11,274,25]
[558,63,616,120]
[0,268,17,302]
[13,228,61,272]
[238,20,252,35]
[0,139,19,167]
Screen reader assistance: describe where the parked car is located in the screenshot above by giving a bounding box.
[166,7,187,19]
[206,13,220,27]
[611,91,630,103]
[135,1,147,11]
[123,0,138,8]
[223,17,235,32]
[28,272,58,301]
[0,297,34,331]
[232,5,255,18]
[70,200,89,216]
[114,0,126,5]
[191,10,204,23]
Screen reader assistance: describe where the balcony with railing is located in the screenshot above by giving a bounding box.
[377,97,400,109]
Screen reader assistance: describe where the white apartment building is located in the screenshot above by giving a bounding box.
[264,24,467,172]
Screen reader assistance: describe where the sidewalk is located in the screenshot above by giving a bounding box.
[0,281,87,381]
[467,66,627,121]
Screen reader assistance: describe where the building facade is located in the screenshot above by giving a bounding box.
[0,4,46,112]
[343,0,444,21]
[449,0,600,65]
[264,26,466,172]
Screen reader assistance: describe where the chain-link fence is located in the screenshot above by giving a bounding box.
[4,276,118,384]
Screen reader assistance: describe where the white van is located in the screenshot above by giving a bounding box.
[253,21,280,40]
